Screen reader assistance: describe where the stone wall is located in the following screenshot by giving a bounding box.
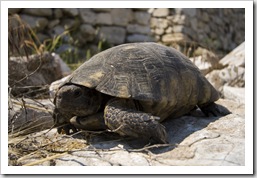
[149,8,245,56]
[8,8,245,61]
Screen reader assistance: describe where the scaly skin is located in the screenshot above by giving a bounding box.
[104,98,168,144]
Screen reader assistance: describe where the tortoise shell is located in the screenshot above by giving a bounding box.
[63,42,219,120]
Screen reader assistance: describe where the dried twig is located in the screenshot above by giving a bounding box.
[23,152,69,166]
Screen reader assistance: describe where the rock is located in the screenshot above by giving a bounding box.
[79,9,96,24]
[205,70,224,91]
[133,11,151,25]
[8,8,22,14]
[173,25,184,33]
[52,53,71,77]
[219,42,245,67]
[51,25,65,36]
[62,8,79,17]
[219,65,245,87]
[8,99,245,166]
[190,47,222,75]
[126,34,154,43]
[133,8,148,11]
[190,56,213,75]
[20,14,48,31]
[165,26,173,33]
[162,33,188,43]
[62,18,79,30]
[155,28,165,35]
[152,8,169,17]
[98,26,126,44]
[190,18,198,32]
[202,12,210,22]
[111,9,132,26]
[223,86,245,104]
[96,13,112,25]
[22,8,52,17]
[127,24,151,35]
[55,44,75,54]
[36,33,49,42]
[8,98,54,137]
[54,8,63,19]
[8,52,63,97]
[206,66,245,91]
[79,24,95,41]
[168,14,187,25]
[47,19,60,29]
[150,18,169,29]
[93,8,112,12]
[147,8,155,14]
[181,8,196,17]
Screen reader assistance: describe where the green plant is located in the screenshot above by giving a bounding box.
[43,31,69,53]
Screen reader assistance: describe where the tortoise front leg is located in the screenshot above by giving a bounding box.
[104,99,168,144]
[70,112,107,131]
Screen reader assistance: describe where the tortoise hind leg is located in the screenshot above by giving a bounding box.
[104,98,168,144]
[199,102,231,117]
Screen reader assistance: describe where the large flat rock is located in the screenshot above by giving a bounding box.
[8,99,244,166]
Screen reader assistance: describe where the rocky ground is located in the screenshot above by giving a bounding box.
[8,42,245,166]
[8,99,244,166]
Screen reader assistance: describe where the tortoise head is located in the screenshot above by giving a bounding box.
[54,84,102,117]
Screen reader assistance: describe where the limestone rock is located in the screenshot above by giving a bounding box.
[127,24,151,35]
[51,25,65,36]
[20,14,48,31]
[150,18,169,29]
[8,98,54,137]
[36,33,49,42]
[190,47,222,75]
[133,8,148,11]
[126,34,154,43]
[53,9,63,19]
[155,28,165,35]
[62,18,79,30]
[79,24,95,41]
[8,99,245,166]
[206,65,245,91]
[111,9,132,26]
[173,25,184,33]
[219,42,245,67]
[52,53,71,77]
[219,66,245,87]
[133,11,151,25]
[205,41,245,91]
[22,8,52,17]
[162,33,188,43]
[96,13,112,25]
[79,9,96,24]
[168,14,187,25]
[8,52,64,97]
[47,19,60,29]
[93,8,112,12]
[181,8,196,17]
[152,8,169,17]
[99,26,126,44]
[8,8,22,14]
[223,86,245,104]
[62,8,79,17]
[205,70,224,91]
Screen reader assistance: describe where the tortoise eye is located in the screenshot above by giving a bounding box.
[74,89,82,98]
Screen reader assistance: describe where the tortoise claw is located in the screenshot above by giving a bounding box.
[57,123,78,135]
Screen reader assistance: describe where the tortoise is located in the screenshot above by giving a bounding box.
[53,42,230,143]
